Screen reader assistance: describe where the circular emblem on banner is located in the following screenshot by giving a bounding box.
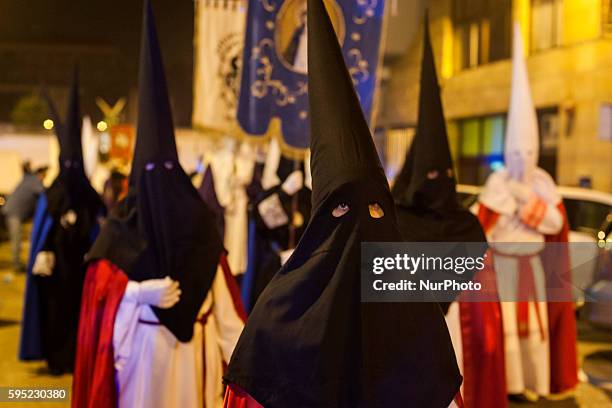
[217,32,244,121]
[275,0,345,74]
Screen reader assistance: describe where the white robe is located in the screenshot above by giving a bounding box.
[112,265,245,408]
[476,168,563,396]
[210,141,254,276]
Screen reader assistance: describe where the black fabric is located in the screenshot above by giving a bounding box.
[249,182,311,306]
[392,17,486,311]
[87,0,223,343]
[224,2,461,407]
[198,166,225,238]
[39,68,103,373]
[392,16,485,243]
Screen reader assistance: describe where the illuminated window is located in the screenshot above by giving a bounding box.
[452,0,511,71]
[604,0,612,34]
[531,0,563,51]
[456,115,506,184]
[454,109,558,185]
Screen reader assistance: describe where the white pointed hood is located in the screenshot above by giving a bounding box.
[505,22,539,182]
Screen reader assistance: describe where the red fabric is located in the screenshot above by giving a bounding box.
[458,254,506,408]
[543,203,578,393]
[454,391,465,408]
[219,253,247,323]
[72,260,128,408]
[223,384,264,408]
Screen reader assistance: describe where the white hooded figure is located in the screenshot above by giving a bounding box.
[473,23,568,399]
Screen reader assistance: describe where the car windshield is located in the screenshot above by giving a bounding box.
[563,198,611,236]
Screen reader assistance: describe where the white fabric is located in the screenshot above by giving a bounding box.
[478,167,563,228]
[476,166,563,397]
[113,265,244,408]
[128,277,181,309]
[496,257,550,396]
[32,251,55,277]
[224,142,255,275]
[304,150,312,190]
[505,23,539,182]
[279,248,295,266]
[192,1,246,132]
[208,139,254,275]
[281,170,303,196]
[293,22,308,73]
[261,138,282,190]
[258,193,289,229]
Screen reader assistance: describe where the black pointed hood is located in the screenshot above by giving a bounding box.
[392,16,455,212]
[224,3,461,407]
[44,68,84,168]
[392,15,485,244]
[87,0,224,343]
[130,0,178,185]
[43,67,102,218]
[308,0,387,211]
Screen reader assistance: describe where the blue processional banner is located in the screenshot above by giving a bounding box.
[237,0,386,151]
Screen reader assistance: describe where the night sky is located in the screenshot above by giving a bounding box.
[1,0,194,125]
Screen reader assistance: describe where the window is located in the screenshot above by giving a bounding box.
[604,0,612,35]
[600,104,612,141]
[531,0,563,51]
[452,0,511,71]
[537,107,559,179]
[456,115,506,185]
[455,108,559,185]
[381,127,415,183]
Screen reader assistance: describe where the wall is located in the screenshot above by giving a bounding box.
[381,0,612,191]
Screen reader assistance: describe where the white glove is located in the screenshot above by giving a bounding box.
[32,251,55,277]
[281,171,303,196]
[507,179,533,204]
[129,277,181,309]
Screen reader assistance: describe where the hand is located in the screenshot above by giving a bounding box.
[32,251,55,277]
[136,277,181,309]
[507,180,533,203]
[281,171,304,196]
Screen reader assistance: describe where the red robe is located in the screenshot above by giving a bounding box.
[477,203,578,395]
[72,260,127,408]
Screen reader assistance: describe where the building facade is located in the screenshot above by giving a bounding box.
[381,0,612,191]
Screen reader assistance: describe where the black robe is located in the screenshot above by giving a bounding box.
[39,169,103,373]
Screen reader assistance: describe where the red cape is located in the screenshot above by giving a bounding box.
[72,259,128,408]
[478,203,578,394]
[457,206,507,408]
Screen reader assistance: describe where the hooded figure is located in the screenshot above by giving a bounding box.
[242,153,312,312]
[222,1,460,407]
[392,16,485,245]
[19,70,104,375]
[475,23,577,399]
[392,17,505,408]
[72,2,245,407]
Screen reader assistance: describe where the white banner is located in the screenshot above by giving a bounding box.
[192,0,246,133]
